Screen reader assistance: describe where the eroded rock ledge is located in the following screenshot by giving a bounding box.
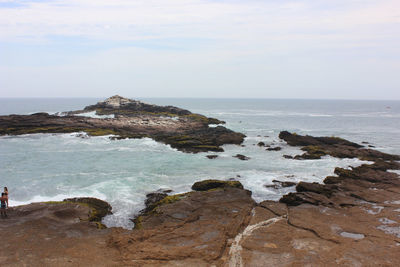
[0,95,245,153]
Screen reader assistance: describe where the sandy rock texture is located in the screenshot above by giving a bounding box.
[0,198,120,266]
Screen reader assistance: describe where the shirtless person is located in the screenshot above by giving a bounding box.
[1,192,7,218]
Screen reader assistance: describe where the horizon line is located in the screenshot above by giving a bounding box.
[0,96,399,102]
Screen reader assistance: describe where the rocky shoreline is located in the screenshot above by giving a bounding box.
[1,131,399,266]
[0,95,245,153]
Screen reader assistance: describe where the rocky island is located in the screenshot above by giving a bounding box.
[1,131,399,266]
[0,95,245,153]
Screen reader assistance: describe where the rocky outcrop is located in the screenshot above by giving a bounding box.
[110,181,255,265]
[279,131,400,161]
[191,179,244,191]
[279,130,363,148]
[83,95,192,116]
[0,96,245,153]
[233,154,250,160]
[228,133,400,266]
[279,131,400,207]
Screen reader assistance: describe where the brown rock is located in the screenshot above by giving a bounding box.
[233,154,250,160]
[110,187,255,264]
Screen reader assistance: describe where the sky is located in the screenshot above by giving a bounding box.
[0,0,399,99]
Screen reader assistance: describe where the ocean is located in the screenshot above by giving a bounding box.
[1,98,399,229]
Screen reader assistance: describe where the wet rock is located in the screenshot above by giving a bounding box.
[273,180,296,187]
[191,179,243,191]
[279,131,363,148]
[234,154,250,160]
[264,184,279,189]
[283,155,293,159]
[280,191,333,206]
[279,131,399,161]
[206,155,218,159]
[266,146,282,151]
[144,193,168,210]
[257,141,266,147]
[296,182,338,198]
[296,145,327,159]
[323,176,344,184]
[265,180,296,189]
[75,133,89,139]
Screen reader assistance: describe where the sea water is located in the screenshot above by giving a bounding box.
[0,98,399,229]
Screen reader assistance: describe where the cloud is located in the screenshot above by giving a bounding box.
[0,0,399,99]
[1,0,399,44]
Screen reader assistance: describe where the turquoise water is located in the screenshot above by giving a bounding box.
[0,98,399,229]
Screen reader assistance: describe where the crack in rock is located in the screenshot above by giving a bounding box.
[227,214,285,267]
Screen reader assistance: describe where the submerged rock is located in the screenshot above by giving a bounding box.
[266,146,282,151]
[206,155,219,159]
[257,141,266,147]
[234,154,250,160]
[265,180,296,189]
[273,180,296,187]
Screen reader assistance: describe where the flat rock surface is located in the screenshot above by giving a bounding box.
[0,202,120,266]
[109,187,256,266]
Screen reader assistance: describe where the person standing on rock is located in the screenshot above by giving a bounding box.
[3,187,8,206]
[0,192,7,218]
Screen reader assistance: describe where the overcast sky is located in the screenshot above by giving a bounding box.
[0,0,399,99]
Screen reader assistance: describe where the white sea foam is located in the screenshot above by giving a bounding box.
[10,193,77,207]
[213,111,335,118]
[74,111,115,119]
[388,170,400,175]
